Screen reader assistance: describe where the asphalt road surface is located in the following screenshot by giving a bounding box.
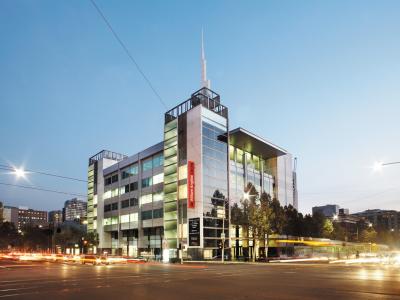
[0,259,399,299]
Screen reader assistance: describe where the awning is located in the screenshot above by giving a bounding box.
[226,127,287,159]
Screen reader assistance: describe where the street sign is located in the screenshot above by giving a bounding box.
[189,218,200,246]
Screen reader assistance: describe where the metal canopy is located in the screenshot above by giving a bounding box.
[228,127,287,159]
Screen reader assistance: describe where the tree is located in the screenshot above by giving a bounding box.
[20,226,50,251]
[322,219,334,238]
[269,198,285,235]
[54,222,86,251]
[84,231,99,248]
[283,205,304,237]
[331,222,346,241]
[0,222,20,249]
[359,228,377,243]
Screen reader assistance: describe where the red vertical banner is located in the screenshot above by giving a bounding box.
[187,161,195,208]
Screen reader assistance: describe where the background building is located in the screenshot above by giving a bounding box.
[62,198,87,223]
[3,206,19,227]
[352,209,399,232]
[312,204,340,218]
[18,207,48,229]
[0,201,3,223]
[48,210,63,225]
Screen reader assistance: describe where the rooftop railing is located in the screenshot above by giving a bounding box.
[165,87,228,123]
[89,150,128,166]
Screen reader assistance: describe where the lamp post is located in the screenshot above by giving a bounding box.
[373,161,400,172]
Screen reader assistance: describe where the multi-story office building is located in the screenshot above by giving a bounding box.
[87,44,297,260]
[62,198,87,223]
[312,204,340,218]
[18,207,48,229]
[48,210,63,225]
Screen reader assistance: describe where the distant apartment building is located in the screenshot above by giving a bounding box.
[0,201,3,223]
[3,206,19,227]
[48,210,63,225]
[312,204,339,218]
[63,198,87,223]
[352,209,400,232]
[18,207,48,229]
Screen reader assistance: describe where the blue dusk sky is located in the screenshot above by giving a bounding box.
[0,0,399,214]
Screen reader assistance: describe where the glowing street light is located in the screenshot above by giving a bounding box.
[372,161,400,172]
[372,161,383,172]
[14,167,26,178]
[243,191,256,201]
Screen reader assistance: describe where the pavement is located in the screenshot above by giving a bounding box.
[0,259,399,299]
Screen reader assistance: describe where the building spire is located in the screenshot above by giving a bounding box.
[201,29,211,89]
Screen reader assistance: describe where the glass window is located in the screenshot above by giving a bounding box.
[141,177,152,188]
[121,199,129,208]
[129,198,138,207]
[105,177,112,186]
[153,153,164,168]
[153,173,164,185]
[130,213,138,222]
[104,190,111,200]
[153,192,163,202]
[178,165,187,180]
[103,218,111,226]
[104,204,111,212]
[122,164,138,179]
[141,210,153,220]
[111,188,119,197]
[140,194,152,205]
[130,182,138,191]
[111,174,118,183]
[120,214,130,223]
[112,202,118,210]
[111,216,118,225]
[236,148,244,164]
[120,186,126,195]
[179,184,187,199]
[153,208,163,219]
[142,158,153,172]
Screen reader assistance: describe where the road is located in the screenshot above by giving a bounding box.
[0,259,399,299]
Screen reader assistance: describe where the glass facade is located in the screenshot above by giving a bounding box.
[202,120,229,252]
[87,164,95,232]
[229,145,277,206]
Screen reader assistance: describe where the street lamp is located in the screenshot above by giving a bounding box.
[14,167,26,178]
[373,161,400,172]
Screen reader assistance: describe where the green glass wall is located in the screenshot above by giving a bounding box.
[87,164,95,232]
[163,119,178,249]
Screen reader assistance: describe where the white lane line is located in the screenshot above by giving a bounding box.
[0,292,37,298]
[0,287,34,292]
